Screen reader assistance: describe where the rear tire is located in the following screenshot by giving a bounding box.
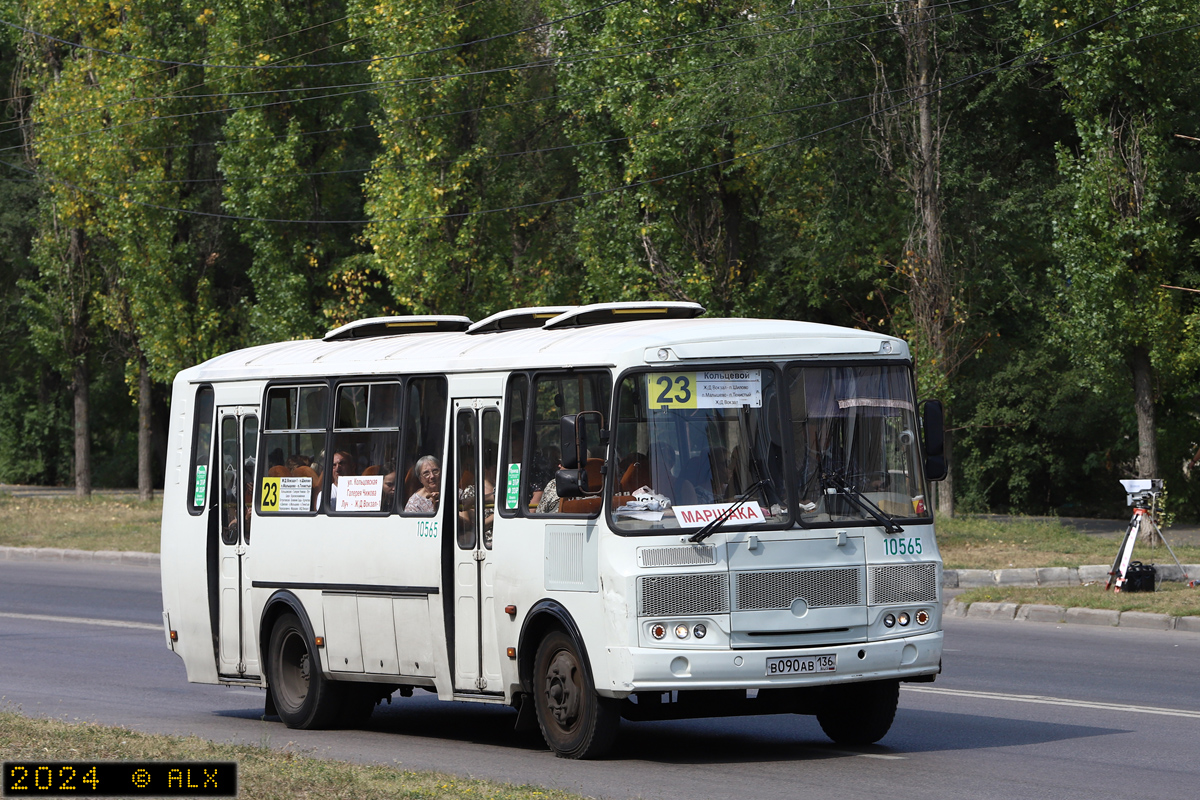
[268,613,344,729]
[533,631,619,759]
[815,679,899,745]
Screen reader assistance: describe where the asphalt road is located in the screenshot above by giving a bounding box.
[3,559,1200,800]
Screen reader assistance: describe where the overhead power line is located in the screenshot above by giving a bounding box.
[0,0,628,71]
[0,0,1009,158]
[0,0,995,143]
[2,1,1175,228]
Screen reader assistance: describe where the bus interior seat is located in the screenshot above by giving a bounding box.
[620,458,650,492]
[559,496,602,514]
[584,457,604,491]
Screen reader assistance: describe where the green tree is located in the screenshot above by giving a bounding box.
[1022,0,1200,486]
[356,0,579,318]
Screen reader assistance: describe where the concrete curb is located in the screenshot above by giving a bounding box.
[0,545,159,567]
[946,598,1197,629]
[943,564,1200,589]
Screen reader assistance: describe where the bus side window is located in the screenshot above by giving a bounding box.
[399,376,448,516]
[259,384,327,515]
[500,374,528,516]
[530,370,612,516]
[187,385,215,515]
[329,382,400,514]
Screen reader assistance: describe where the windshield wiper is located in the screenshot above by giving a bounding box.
[689,479,771,543]
[820,470,905,534]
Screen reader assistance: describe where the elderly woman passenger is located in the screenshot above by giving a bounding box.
[405,455,441,513]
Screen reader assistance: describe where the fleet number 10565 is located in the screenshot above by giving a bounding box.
[884,536,922,556]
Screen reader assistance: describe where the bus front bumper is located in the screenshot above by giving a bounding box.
[599,630,942,697]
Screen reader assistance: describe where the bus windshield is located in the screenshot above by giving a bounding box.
[610,363,927,533]
[788,364,927,527]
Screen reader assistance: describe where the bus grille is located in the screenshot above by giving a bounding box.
[733,568,862,610]
[637,544,716,568]
[638,573,729,616]
[869,563,938,604]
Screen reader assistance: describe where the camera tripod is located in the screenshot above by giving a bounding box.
[1106,484,1190,592]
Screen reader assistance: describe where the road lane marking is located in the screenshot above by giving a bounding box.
[904,686,1200,719]
[0,611,160,631]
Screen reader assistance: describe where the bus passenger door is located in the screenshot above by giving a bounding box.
[216,407,259,678]
[450,400,503,694]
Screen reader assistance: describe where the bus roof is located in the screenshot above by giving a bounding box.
[179,315,909,383]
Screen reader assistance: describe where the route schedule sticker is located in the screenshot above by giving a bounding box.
[505,463,521,509]
[648,370,762,409]
[192,465,208,507]
[3,761,237,796]
[260,476,313,512]
[335,475,384,512]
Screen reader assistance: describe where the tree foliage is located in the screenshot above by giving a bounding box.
[0,0,1197,518]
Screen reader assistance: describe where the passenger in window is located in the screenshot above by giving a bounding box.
[510,420,554,506]
[287,453,312,471]
[404,455,441,513]
[329,450,358,506]
[381,464,398,511]
[536,461,563,514]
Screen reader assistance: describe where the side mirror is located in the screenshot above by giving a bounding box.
[922,399,947,482]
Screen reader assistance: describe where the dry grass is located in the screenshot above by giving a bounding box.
[0,710,583,800]
[956,581,1200,617]
[0,494,162,552]
[935,515,1200,570]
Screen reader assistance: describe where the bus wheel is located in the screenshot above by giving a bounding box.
[533,631,619,759]
[268,613,343,729]
[815,679,900,745]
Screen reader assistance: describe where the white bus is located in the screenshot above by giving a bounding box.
[160,302,946,759]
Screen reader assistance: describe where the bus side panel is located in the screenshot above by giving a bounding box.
[160,377,263,686]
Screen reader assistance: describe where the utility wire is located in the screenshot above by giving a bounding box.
[0,0,627,71]
[1,1,1170,226]
[0,0,969,141]
[0,0,1007,157]
[0,0,490,138]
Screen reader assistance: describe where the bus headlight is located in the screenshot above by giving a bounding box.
[674,624,690,640]
[651,624,666,640]
[693,623,707,639]
[898,612,911,627]
[884,614,896,628]
[916,609,930,625]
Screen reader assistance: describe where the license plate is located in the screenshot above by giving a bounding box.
[765,654,837,676]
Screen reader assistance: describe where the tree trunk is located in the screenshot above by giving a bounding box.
[138,354,153,502]
[1129,345,1158,480]
[73,359,91,497]
[937,426,954,517]
[913,0,953,516]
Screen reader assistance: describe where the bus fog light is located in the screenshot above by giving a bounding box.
[693,623,707,639]
[898,612,911,627]
[884,614,896,628]
[674,624,690,639]
[915,609,930,625]
[651,624,666,640]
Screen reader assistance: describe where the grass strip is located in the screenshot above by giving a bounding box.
[935,515,1200,570]
[0,710,581,800]
[0,495,162,553]
[5,491,1200,574]
[955,581,1200,617]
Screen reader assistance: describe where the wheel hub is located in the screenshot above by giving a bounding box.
[545,650,580,727]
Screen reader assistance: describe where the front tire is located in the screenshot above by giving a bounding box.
[268,613,344,729]
[815,679,900,745]
[533,631,619,759]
